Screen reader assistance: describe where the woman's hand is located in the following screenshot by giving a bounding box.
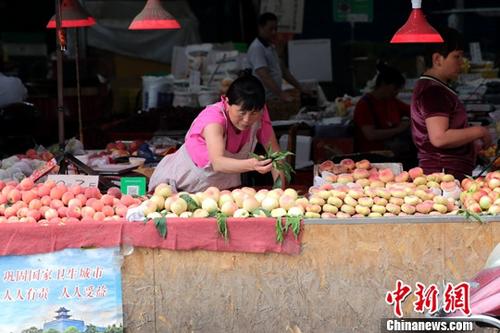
[480,126,493,148]
[251,158,273,174]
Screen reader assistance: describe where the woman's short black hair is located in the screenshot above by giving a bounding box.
[258,12,278,27]
[375,63,406,89]
[423,27,465,68]
[226,71,265,111]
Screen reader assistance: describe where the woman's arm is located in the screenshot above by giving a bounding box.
[203,123,273,174]
[425,116,492,149]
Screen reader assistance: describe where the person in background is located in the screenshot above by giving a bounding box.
[0,72,27,108]
[247,12,304,102]
[353,63,411,154]
[411,28,492,180]
[149,73,283,192]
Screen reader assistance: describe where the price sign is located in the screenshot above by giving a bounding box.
[48,175,99,188]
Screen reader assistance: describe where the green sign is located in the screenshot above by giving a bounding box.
[333,0,373,23]
[120,177,146,196]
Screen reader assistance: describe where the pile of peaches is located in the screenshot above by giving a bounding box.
[0,178,141,224]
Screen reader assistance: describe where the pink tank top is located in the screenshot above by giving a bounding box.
[185,101,274,168]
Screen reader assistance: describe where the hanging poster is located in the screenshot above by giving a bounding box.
[333,0,373,23]
[260,0,305,33]
[0,247,123,333]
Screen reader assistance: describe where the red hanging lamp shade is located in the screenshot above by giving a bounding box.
[390,0,443,43]
[46,0,96,28]
[129,0,181,30]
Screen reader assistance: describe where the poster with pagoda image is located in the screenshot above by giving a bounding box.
[0,247,123,333]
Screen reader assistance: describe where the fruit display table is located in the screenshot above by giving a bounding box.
[122,217,499,332]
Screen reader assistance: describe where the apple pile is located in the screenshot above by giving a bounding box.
[460,171,500,215]
[0,179,142,223]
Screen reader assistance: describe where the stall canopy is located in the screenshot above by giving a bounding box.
[84,0,201,63]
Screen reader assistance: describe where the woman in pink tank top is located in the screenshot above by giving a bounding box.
[149,74,283,192]
[411,28,492,179]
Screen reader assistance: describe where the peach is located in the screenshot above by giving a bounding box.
[50,199,64,210]
[114,204,128,217]
[21,190,38,204]
[432,203,448,214]
[27,209,41,221]
[343,195,357,207]
[90,200,104,212]
[330,190,346,200]
[401,204,416,215]
[408,167,424,180]
[75,193,87,205]
[404,195,420,206]
[337,174,354,184]
[358,197,374,208]
[373,197,388,206]
[394,171,409,183]
[322,204,338,214]
[120,194,136,207]
[66,205,81,219]
[355,205,370,216]
[49,187,64,200]
[355,159,371,170]
[67,198,82,208]
[0,193,7,205]
[84,187,101,199]
[66,217,80,223]
[319,160,334,172]
[389,197,404,206]
[416,203,432,214]
[101,205,115,217]
[347,189,364,200]
[19,178,34,191]
[278,195,295,210]
[48,217,62,224]
[353,168,370,180]
[386,203,401,215]
[321,212,336,219]
[368,212,383,218]
[305,204,322,214]
[0,180,5,191]
[442,174,455,182]
[44,208,58,220]
[488,205,500,215]
[413,176,427,186]
[378,169,395,183]
[384,213,397,217]
[61,192,74,206]
[16,207,29,218]
[57,206,68,217]
[336,212,352,219]
[327,196,343,208]
[37,185,50,197]
[81,206,96,219]
[100,194,114,206]
[371,204,386,214]
[340,159,355,171]
[8,216,20,223]
[433,196,448,206]
[93,211,106,221]
[107,187,122,199]
[340,204,355,215]
[7,189,21,204]
[4,206,17,218]
[375,188,391,200]
[317,190,332,200]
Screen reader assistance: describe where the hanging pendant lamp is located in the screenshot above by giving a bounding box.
[390,0,443,43]
[46,0,96,28]
[129,0,181,30]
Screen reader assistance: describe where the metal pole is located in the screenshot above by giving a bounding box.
[75,29,84,145]
[55,0,65,148]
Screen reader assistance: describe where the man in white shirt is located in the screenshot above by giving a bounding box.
[247,12,304,102]
[0,72,27,108]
